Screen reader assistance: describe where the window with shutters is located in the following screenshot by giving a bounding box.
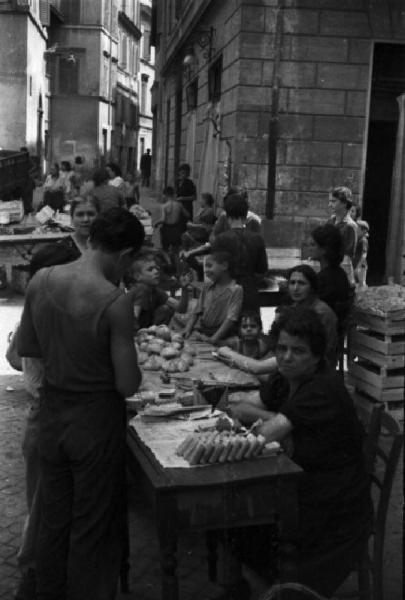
[39,0,50,26]
[141,75,148,113]
[186,79,198,111]
[142,29,151,62]
[58,56,79,94]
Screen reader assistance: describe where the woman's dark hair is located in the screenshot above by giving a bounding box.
[89,207,145,253]
[61,161,72,171]
[209,250,234,278]
[223,192,249,219]
[331,186,353,210]
[202,193,214,207]
[270,306,327,359]
[92,168,110,186]
[163,186,175,196]
[239,310,263,330]
[70,195,100,217]
[51,163,60,175]
[106,162,122,177]
[311,223,344,267]
[288,264,318,294]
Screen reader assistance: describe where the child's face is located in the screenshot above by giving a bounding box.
[205,257,228,282]
[240,317,261,341]
[135,260,160,287]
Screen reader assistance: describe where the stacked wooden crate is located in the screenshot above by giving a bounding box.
[348,306,405,422]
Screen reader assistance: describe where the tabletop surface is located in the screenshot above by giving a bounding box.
[127,426,302,492]
[0,232,70,243]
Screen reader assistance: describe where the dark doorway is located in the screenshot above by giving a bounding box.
[362,43,405,284]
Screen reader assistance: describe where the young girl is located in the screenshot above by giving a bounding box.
[222,311,270,359]
[183,250,243,345]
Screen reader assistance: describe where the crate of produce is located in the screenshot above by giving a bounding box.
[349,285,405,421]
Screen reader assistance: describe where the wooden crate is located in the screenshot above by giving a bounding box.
[348,311,404,418]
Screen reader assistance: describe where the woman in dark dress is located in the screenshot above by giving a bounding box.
[227,307,372,599]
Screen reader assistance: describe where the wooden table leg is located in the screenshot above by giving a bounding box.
[277,481,299,583]
[156,494,179,600]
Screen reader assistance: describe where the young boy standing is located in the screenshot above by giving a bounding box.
[223,311,269,359]
[183,251,243,345]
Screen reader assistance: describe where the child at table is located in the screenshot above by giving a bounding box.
[222,311,270,360]
[128,249,192,331]
[183,250,243,345]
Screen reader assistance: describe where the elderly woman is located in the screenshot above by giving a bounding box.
[217,264,339,375]
[226,307,372,599]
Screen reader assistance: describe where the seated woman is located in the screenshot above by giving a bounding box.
[217,264,339,375]
[226,307,372,599]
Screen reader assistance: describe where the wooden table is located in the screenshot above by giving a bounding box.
[0,231,70,260]
[126,424,302,600]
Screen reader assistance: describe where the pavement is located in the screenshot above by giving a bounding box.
[0,187,402,599]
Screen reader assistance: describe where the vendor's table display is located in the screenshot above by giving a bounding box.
[348,285,405,420]
[126,326,302,599]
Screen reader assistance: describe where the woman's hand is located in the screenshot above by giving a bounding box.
[194,332,210,342]
[217,347,235,360]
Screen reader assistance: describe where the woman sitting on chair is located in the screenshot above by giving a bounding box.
[227,307,373,600]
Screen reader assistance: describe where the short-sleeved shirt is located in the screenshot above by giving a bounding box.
[193,280,243,337]
[131,283,168,330]
[176,177,196,200]
[260,370,372,547]
[92,184,123,211]
[328,215,358,261]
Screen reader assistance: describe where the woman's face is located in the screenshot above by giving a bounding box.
[72,202,98,237]
[288,271,313,304]
[309,238,324,261]
[276,330,319,381]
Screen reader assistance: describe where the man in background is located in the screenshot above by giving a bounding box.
[140,148,152,187]
[327,186,358,286]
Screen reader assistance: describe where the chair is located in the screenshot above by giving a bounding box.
[259,396,403,600]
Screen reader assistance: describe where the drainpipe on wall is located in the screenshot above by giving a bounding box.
[266,0,284,219]
[107,0,113,159]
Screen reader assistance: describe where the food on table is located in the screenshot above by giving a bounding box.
[175,430,266,465]
[135,325,191,372]
[215,415,234,432]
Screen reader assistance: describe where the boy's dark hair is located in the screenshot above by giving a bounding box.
[239,310,262,330]
[163,186,175,197]
[288,264,318,294]
[311,223,343,268]
[61,160,72,171]
[223,191,249,219]
[92,168,110,186]
[70,195,100,217]
[270,306,327,359]
[179,163,191,175]
[210,250,234,278]
[202,193,214,207]
[89,207,145,253]
[106,162,122,177]
[131,248,158,273]
[331,186,353,210]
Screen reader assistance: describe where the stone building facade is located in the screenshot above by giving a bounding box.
[152,0,405,281]
[0,1,49,165]
[137,0,155,170]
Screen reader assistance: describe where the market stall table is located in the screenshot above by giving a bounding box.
[126,340,302,600]
[0,231,70,261]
